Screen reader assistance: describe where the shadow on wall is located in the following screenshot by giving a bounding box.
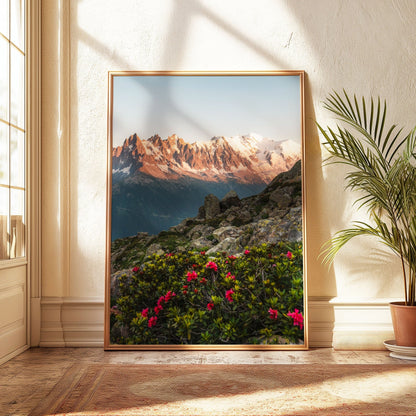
[69,0,340,299]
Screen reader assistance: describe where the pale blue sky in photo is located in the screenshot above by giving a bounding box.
[112,74,301,147]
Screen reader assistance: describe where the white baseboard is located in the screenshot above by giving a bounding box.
[330,297,397,350]
[38,296,395,349]
[40,297,104,347]
[308,297,334,348]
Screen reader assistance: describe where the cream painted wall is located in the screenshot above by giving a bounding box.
[41,0,416,347]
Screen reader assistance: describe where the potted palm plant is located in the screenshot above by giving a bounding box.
[318,91,416,347]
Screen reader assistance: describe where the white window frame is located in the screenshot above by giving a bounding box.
[0,0,27,268]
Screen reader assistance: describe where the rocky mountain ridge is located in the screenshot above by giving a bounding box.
[112,133,301,184]
[111,160,302,275]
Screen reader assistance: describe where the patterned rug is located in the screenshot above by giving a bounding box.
[30,364,416,415]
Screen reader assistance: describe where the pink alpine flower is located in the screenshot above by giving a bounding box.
[148,316,157,328]
[157,296,165,307]
[228,255,237,260]
[200,251,206,255]
[286,251,293,260]
[187,271,198,282]
[287,309,304,330]
[268,308,278,320]
[165,253,173,257]
[225,289,234,302]
[141,308,149,318]
[164,290,176,302]
[244,250,250,255]
[132,266,139,273]
[200,278,207,284]
[154,305,163,315]
[207,302,214,310]
[206,261,218,272]
[226,272,236,280]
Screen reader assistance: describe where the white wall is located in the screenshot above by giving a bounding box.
[40,0,416,348]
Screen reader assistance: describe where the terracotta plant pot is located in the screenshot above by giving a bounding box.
[390,302,416,347]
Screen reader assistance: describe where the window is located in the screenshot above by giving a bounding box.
[0,0,26,260]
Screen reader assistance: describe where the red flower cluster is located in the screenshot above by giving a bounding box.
[244,250,250,255]
[207,302,214,310]
[206,261,218,272]
[187,271,198,282]
[287,309,304,329]
[225,272,236,280]
[145,290,177,327]
[225,289,234,302]
[132,266,139,273]
[164,291,176,302]
[268,308,278,320]
[141,307,149,318]
[228,255,237,260]
[286,251,293,260]
[155,291,176,312]
[148,316,157,327]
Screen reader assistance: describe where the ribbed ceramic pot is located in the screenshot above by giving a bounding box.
[390,302,416,347]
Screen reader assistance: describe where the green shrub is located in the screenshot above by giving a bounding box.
[111,242,304,345]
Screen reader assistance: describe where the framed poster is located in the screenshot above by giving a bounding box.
[105,71,307,350]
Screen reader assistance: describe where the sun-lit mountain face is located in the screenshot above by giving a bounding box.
[112,133,301,184]
[111,133,302,239]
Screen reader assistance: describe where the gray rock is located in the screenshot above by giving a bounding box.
[197,205,205,219]
[206,237,239,255]
[146,243,164,256]
[288,228,302,241]
[111,269,132,298]
[236,209,252,224]
[213,226,242,241]
[170,217,195,233]
[187,224,215,240]
[204,194,221,219]
[190,237,215,250]
[269,190,292,208]
[220,190,240,210]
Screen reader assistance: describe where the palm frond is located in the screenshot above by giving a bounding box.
[318,91,416,305]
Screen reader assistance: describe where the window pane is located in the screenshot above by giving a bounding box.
[10,0,24,51]
[0,186,9,259]
[0,123,9,185]
[0,0,9,38]
[10,127,24,188]
[10,188,24,258]
[10,45,24,129]
[0,36,9,122]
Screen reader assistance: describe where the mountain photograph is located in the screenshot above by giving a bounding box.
[107,73,305,346]
[111,133,301,240]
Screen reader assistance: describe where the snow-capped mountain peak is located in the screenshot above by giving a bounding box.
[112,133,301,184]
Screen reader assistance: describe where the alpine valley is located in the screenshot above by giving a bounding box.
[111,133,301,240]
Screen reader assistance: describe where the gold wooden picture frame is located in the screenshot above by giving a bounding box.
[105,71,307,350]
